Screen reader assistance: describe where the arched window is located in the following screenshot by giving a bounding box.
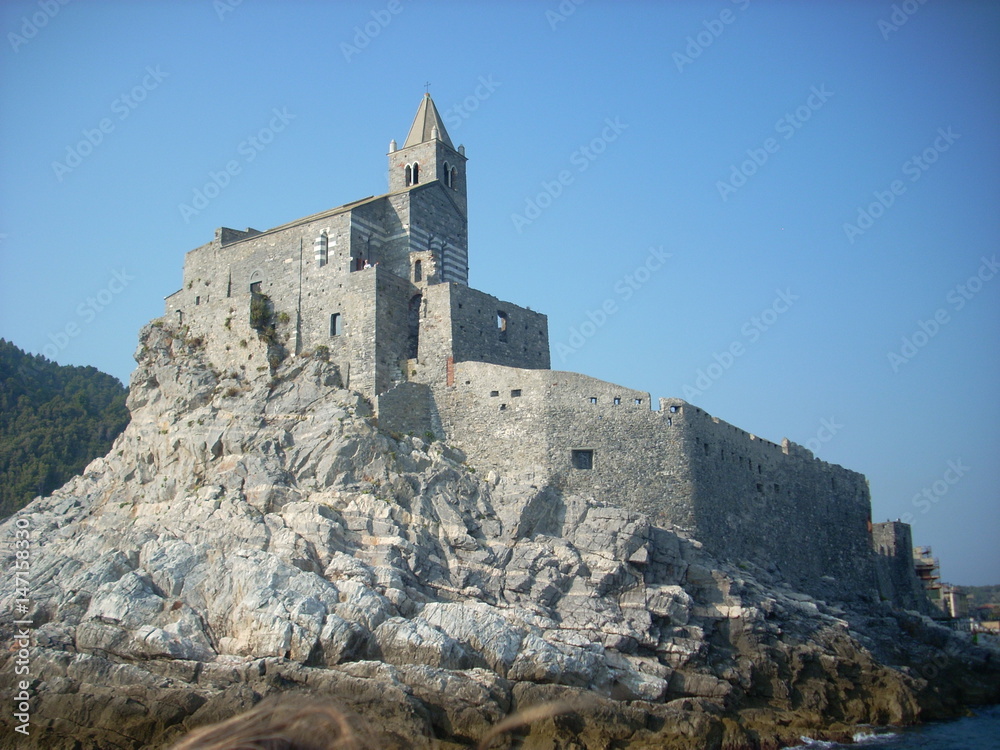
[443,161,451,188]
[404,164,412,187]
[450,166,458,189]
[411,162,419,185]
[413,259,422,283]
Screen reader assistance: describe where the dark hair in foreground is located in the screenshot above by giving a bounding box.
[166,696,374,750]
[168,693,583,750]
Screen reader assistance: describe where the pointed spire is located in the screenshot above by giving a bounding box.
[403,93,454,149]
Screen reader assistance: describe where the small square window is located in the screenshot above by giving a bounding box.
[571,449,594,470]
[490,390,499,397]
[589,397,598,404]
[634,398,642,406]
[613,397,621,405]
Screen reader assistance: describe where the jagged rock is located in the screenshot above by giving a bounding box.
[0,322,997,749]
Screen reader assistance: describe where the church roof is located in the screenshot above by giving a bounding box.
[403,93,454,149]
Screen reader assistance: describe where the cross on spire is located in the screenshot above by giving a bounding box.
[423,81,432,95]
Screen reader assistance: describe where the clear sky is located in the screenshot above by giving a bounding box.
[1,1,997,585]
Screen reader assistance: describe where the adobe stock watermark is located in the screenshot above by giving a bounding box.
[673,0,751,73]
[36,268,135,364]
[7,0,71,53]
[887,255,998,372]
[441,75,501,133]
[717,85,834,201]
[899,458,970,523]
[682,288,798,399]
[842,127,960,244]
[178,107,295,223]
[878,0,929,40]
[51,65,169,183]
[510,117,628,233]
[214,0,243,21]
[9,515,34,738]
[555,245,672,362]
[341,0,405,63]
[546,0,586,30]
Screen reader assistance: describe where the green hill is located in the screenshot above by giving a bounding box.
[0,339,129,518]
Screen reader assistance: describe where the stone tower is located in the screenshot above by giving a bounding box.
[388,94,469,284]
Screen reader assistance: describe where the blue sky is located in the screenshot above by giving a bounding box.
[1,0,997,586]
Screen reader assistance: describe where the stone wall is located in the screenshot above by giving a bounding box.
[873,521,931,612]
[431,364,877,600]
[676,402,875,598]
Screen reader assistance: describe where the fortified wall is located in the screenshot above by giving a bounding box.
[872,521,932,613]
[416,363,874,597]
[162,93,920,606]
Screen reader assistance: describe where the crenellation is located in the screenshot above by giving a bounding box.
[157,94,920,606]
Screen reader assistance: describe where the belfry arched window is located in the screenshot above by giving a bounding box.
[450,166,458,189]
[411,162,419,185]
[443,161,452,188]
[404,164,412,187]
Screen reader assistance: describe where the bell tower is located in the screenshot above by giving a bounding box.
[388,93,468,217]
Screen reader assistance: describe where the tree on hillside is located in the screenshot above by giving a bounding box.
[0,339,130,518]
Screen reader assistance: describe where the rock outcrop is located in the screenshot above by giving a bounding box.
[1,323,997,749]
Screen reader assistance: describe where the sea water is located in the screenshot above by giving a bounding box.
[784,704,1000,749]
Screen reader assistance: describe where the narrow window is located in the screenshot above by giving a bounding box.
[404,165,412,187]
[314,233,328,268]
[406,294,421,358]
[443,161,451,187]
[412,163,419,184]
[413,259,422,283]
[330,313,342,336]
[497,311,508,342]
[450,166,458,189]
[176,310,183,325]
[195,296,200,306]
[571,449,594,470]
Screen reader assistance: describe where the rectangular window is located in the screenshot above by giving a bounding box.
[511,389,522,398]
[330,313,342,336]
[571,449,594,470]
[613,397,621,405]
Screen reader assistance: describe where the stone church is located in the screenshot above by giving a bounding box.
[164,94,923,606]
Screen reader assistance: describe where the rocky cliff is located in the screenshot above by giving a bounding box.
[1,323,997,749]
